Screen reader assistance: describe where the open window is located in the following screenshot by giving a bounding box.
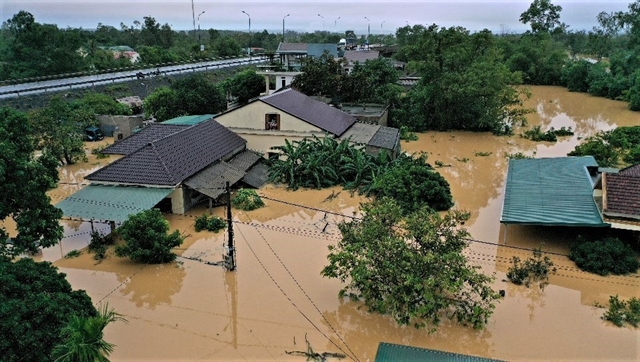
[265,113,281,130]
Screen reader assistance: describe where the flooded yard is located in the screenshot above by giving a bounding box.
[49,86,639,360]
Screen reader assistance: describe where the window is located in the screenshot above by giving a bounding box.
[265,113,280,130]
[281,77,286,89]
[268,152,280,161]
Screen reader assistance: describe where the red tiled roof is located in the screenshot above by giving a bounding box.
[604,172,640,218]
[618,164,640,177]
[260,89,356,136]
[86,119,246,186]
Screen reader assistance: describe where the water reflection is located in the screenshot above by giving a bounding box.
[119,262,186,309]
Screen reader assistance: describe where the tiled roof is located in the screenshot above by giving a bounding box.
[618,164,640,177]
[260,89,356,136]
[344,50,380,63]
[86,119,246,186]
[227,150,261,171]
[604,171,640,218]
[277,42,308,52]
[101,124,189,155]
[242,163,269,188]
[339,123,381,145]
[184,162,246,199]
[368,126,399,150]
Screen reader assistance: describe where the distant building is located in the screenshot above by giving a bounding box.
[275,42,338,71]
[100,46,140,63]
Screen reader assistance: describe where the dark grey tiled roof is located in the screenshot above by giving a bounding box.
[368,126,399,150]
[339,123,381,145]
[343,50,379,63]
[227,150,261,172]
[260,89,356,136]
[102,124,190,155]
[242,163,269,188]
[184,162,246,199]
[86,119,246,186]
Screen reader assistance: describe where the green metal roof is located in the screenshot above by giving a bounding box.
[375,342,504,362]
[501,156,609,227]
[56,185,173,222]
[162,115,214,126]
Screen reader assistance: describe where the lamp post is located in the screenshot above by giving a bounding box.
[364,17,370,49]
[334,17,340,31]
[242,11,251,59]
[197,11,205,51]
[317,14,324,32]
[282,14,290,43]
[381,20,385,34]
[191,0,196,36]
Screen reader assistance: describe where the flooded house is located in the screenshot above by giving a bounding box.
[593,163,640,231]
[56,118,267,223]
[214,88,401,159]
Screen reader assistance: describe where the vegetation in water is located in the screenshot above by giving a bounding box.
[568,126,640,167]
[399,125,419,141]
[521,125,574,142]
[506,152,535,159]
[88,231,115,261]
[599,295,640,328]
[322,197,499,330]
[474,151,492,157]
[91,143,110,159]
[115,209,184,263]
[506,246,555,288]
[0,256,97,362]
[194,214,226,232]
[569,237,640,276]
[64,249,82,259]
[231,189,265,211]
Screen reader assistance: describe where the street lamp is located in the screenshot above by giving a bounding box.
[381,20,385,34]
[335,17,340,31]
[317,14,324,31]
[197,11,205,50]
[364,17,370,48]
[242,11,251,59]
[191,0,196,35]
[282,14,290,43]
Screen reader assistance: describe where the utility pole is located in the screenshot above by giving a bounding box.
[225,181,236,271]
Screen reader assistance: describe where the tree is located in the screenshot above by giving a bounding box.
[172,73,226,115]
[52,303,127,362]
[292,52,344,97]
[115,209,184,263]
[628,70,640,111]
[143,87,181,121]
[224,69,265,104]
[519,0,563,33]
[28,97,94,165]
[213,37,242,57]
[0,107,63,256]
[0,256,97,362]
[322,198,499,330]
[368,154,453,214]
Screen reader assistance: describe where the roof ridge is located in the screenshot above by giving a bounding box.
[150,142,174,183]
[260,88,293,100]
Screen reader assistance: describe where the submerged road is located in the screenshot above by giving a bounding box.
[0,56,266,99]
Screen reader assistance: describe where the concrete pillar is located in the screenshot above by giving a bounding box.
[264,75,269,94]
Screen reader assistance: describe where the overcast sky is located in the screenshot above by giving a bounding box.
[1,1,632,35]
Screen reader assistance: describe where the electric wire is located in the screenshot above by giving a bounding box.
[235,224,359,362]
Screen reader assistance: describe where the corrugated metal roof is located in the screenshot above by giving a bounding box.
[339,122,381,144]
[102,124,189,155]
[86,119,246,186]
[260,89,356,136]
[56,185,173,222]
[184,162,245,199]
[242,163,269,188]
[307,43,338,57]
[375,342,504,362]
[369,126,400,150]
[277,42,308,52]
[162,115,214,126]
[501,156,609,227]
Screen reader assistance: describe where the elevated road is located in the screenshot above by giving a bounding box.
[0,56,266,99]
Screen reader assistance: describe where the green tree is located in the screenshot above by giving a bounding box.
[77,93,132,115]
[519,0,564,33]
[52,303,127,362]
[568,134,620,167]
[368,154,453,214]
[143,87,181,121]
[0,107,63,256]
[224,69,265,104]
[213,37,242,57]
[322,197,499,330]
[29,97,94,165]
[115,208,184,263]
[0,256,97,362]
[628,70,640,111]
[172,73,226,115]
[292,52,344,97]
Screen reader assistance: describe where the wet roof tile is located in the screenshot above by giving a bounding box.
[368,126,400,150]
[260,89,356,136]
[86,119,246,186]
[604,172,640,218]
[102,123,190,155]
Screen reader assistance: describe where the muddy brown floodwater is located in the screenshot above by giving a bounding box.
[48,86,640,361]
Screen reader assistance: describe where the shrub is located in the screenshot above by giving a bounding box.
[114,209,183,263]
[399,125,418,141]
[601,295,640,327]
[64,249,82,259]
[91,143,110,159]
[506,247,554,288]
[231,189,265,211]
[194,214,226,232]
[569,237,640,276]
[88,231,114,261]
[506,152,534,159]
[521,125,557,142]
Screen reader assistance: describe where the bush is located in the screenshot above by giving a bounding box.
[232,189,265,211]
[194,214,226,232]
[506,247,555,288]
[569,237,640,276]
[601,295,640,327]
[521,125,557,142]
[88,231,114,261]
[114,209,183,263]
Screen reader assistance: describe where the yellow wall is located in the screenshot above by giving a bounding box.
[239,133,308,155]
[216,101,323,133]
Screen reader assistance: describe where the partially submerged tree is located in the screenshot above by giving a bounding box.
[115,208,183,263]
[322,198,499,330]
[0,256,97,362]
[0,107,63,256]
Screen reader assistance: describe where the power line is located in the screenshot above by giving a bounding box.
[235,225,359,362]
